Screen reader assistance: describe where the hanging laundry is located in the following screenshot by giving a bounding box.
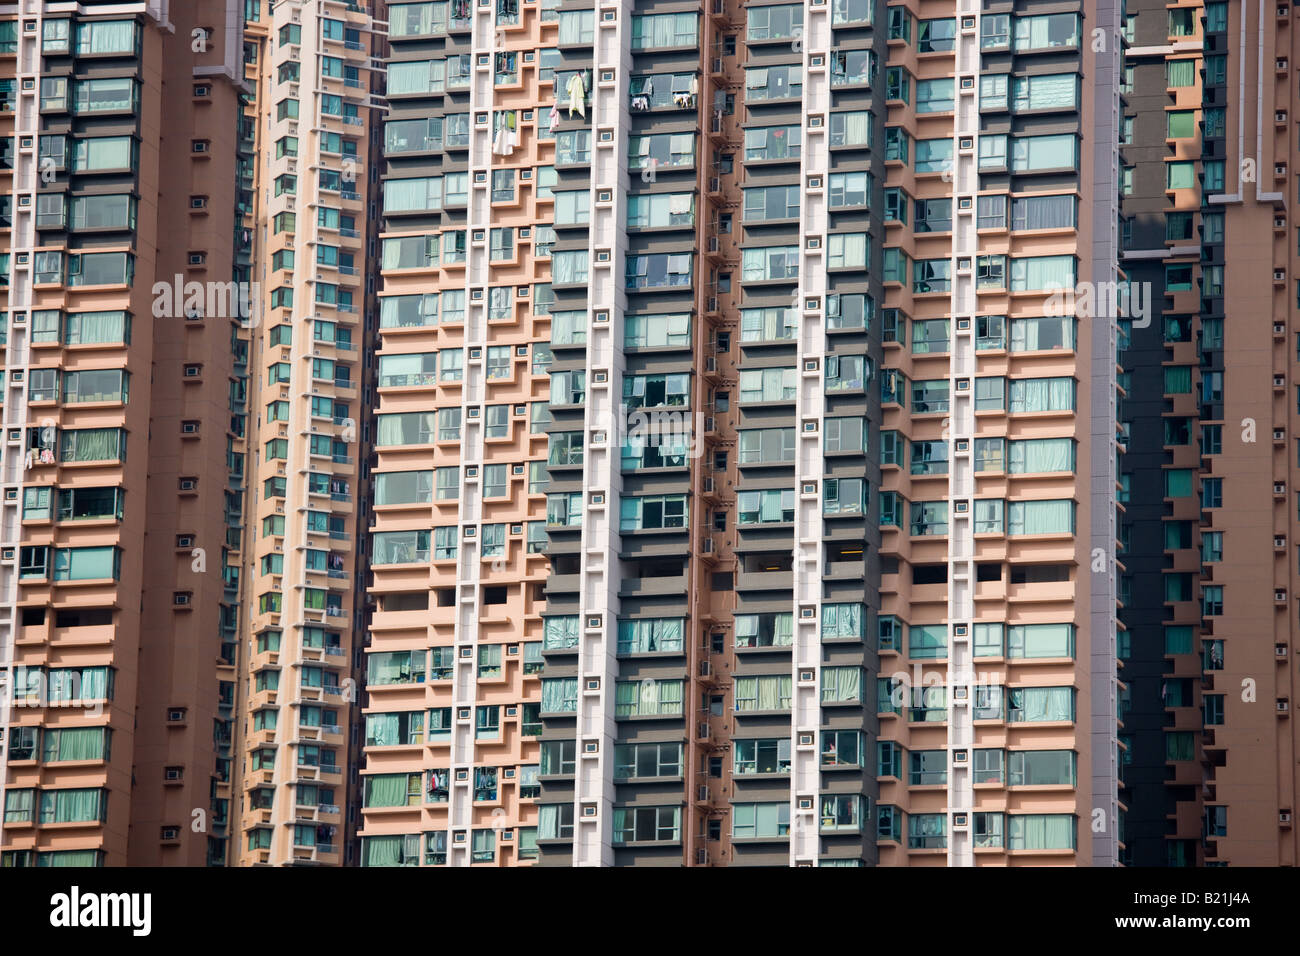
[566,72,587,118]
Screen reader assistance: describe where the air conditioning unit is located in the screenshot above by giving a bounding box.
[182,422,199,434]
[161,827,180,840]
[1278,698,1291,713]
[164,768,183,781]
[192,140,209,153]
[705,356,717,372]
[189,254,206,266]
[173,592,191,606]
[190,197,208,209]
[177,536,194,549]
[193,85,210,97]
[1281,810,1293,824]
[179,478,197,491]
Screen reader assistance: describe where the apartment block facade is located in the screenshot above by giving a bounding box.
[227,0,378,868]
[1119,0,1300,867]
[6,0,1300,871]
[0,0,249,866]
[352,0,1123,868]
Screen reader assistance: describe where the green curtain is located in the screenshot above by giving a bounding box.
[1010,438,1073,473]
[365,775,407,808]
[363,835,402,867]
[1009,814,1074,850]
[821,667,862,703]
[543,678,577,713]
[1009,499,1073,535]
[39,850,99,867]
[43,728,104,761]
[366,714,398,747]
[40,788,100,823]
[1164,626,1194,654]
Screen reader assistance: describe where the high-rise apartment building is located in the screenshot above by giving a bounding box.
[5,0,1299,871]
[0,0,249,866]
[1119,0,1300,867]
[522,0,1122,868]
[358,0,556,868]
[227,0,379,868]
[346,0,1122,868]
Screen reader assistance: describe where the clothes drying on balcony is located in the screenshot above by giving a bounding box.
[565,71,587,118]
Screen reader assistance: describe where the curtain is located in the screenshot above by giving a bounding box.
[558,11,590,44]
[364,835,402,867]
[391,4,436,36]
[544,616,578,648]
[1009,499,1073,535]
[368,653,405,685]
[1010,438,1073,473]
[367,714,398,747]
[365,775,406,807]
[40,850,99,867]
[821,667,861,703]
[1015,195,1074,230]
[834,233,867,268]
[1011,815,1074,850]
[544,678,577,712]
[45,728,104,761]
[758,677,783,710]
[68,311,124,344]
[822,603,861,639]
[61,428,120,462]
[1009,377,1073,412]
[539,805,562,839]
[1013,74,1075,110]
[79,22,135,54]
[657,680,683,714]
[839,111,868,144]
[41,788,99,823]
[1163,365,1192,393]
[1166,733,1194,761]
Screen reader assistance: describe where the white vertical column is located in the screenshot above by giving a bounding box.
[446,0,498,865]
[1088,0,1120,868]
[788,0,831,867]
[945,2,980,868]
[267,0,320,866]
[570,0,632,868]
[0,0,45,850]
